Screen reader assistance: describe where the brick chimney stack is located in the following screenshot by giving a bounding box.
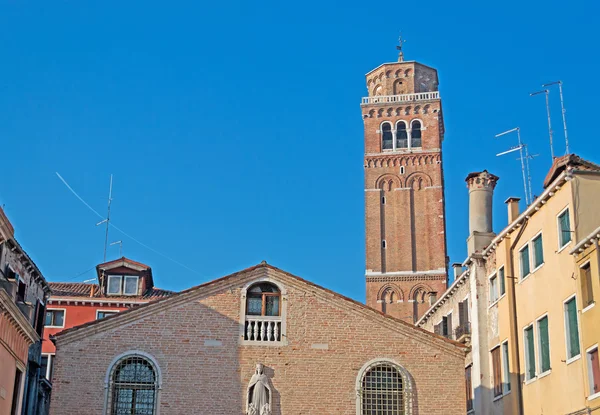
[465,170,499,256]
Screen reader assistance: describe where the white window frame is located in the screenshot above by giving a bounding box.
[96,309,120,320]
[499,266,506,297]
[443,311,452,337]
[502,340,511,395]
[536,313,552,378]
[564,294,582,364]
[107,275,123,295]
[580,261,596,313]
[45,308,66,328]
[123,276,139,296]
[557,206,572,252]
[489,272,499,306]
[586,344,600,401]
[523,323,536,383]
[409,119,424,149]
[41,353,55,381]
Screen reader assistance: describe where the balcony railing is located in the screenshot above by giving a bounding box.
[361,91,440,105]
[244,316,282,342]
[455,322,471,340]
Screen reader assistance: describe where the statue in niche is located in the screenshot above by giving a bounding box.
[246,363,272,415]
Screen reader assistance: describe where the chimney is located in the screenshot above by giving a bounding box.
[466,170,499,256]
[452,263,464,280]
[505,197,520,224]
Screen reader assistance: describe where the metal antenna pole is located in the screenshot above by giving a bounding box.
[543,81,570,154]
[530,89,554,160]
[102,175,113,262]
[110,240,123,257]
[495,127,530,205]
[523,144,533,203]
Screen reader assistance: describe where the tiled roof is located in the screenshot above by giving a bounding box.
[543,154,600,188]
[48,282,174,301]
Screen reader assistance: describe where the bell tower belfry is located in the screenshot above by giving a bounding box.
[362,47,448,323]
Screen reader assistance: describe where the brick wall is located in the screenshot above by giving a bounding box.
[51,266,465,415]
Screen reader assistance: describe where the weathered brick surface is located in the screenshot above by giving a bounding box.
[51,265,465,414]
[362,60,448,322]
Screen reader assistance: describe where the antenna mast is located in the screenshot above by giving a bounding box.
[110,240,123,257]
[530,89,554,160]
[495,127,533,205]
[543,81,570,154]
[96,175,113,262]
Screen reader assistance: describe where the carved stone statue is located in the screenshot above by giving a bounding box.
[246,363,272,415]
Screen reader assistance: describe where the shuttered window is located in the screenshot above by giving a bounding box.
[520,245,530,279]
[581,263,594,307]
[537,316,551,374]
[533,234,544,268]
[558,209,572,248]
[465,366,473,411]
[565,297,580,359]
[491,347,502,397]
[499,267,506,296]
[490,274,499,303]
[588,348,600,395]
[524,325,536,380]
[502,342,511,393]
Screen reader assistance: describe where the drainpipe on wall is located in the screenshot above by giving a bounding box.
[508,218,528,415]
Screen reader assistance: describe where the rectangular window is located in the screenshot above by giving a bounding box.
[466,365,473,411]
[44,309,65,327]
[588,347,600,396]
[10,368,22,415]
[520,245,531,279]
[490,274,499,303]
[524,325,536,380]
[492,347,502,397]
[499,267,506,296]
[582,263,594,307]
[502,341,511,393]
[123,276,139,295]
[107,275,122,295]
[442,313,452,338]
[537,316,551,374]
[97,310,119,320]
[558,208,572,248]
[565,297,581,359]
[532,234,544,268]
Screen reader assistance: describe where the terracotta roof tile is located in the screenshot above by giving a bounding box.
[48,282,174,301]
[543,154,600,188]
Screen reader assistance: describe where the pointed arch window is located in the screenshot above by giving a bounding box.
[382,123,393,150]
[410,121,422,148]
[396,122,408,149]
[108,355,158,415]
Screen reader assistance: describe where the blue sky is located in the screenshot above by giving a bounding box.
[1,0,597,301]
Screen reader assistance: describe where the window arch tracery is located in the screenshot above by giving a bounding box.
[356,359,415,414]
[106,354,159,415]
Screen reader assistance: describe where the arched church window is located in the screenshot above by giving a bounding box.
[358,361,412,414]
[396,121,408,149]
[109,355,158,415]
[411,121,422,148]
[246,283,281,317]
[381,123,393,150]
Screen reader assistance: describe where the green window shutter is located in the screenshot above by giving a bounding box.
[499,267,506,296]
[560,211,572,245]
[521,246,530,278]
[533,236,544,268]
[539,317,550,372]
[525,326,536,379]
[567,299,580,357]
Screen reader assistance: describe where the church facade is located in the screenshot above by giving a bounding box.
[50,262,466,414]
[362,52,448,323]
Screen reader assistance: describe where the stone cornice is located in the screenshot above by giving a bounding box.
[0,290,39,344]
[416,270,470,327]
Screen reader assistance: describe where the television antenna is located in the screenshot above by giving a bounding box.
[95,175,113,262]
[530,89,554,160]
[542,80,570,155]
[110,240,123,257]
[495,127,534,205]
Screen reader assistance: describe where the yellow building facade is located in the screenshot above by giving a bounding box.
[483,156,600,414]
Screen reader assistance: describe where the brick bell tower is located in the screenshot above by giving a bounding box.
[362,45,448,323]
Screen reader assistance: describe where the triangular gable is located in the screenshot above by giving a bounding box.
[96,256,154,288]
[543,154,600,188]
[54,262,466,356]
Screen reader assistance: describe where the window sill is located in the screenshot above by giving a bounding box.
[566,354,581,365]
[524,377,537,385]
[538,370,552,379]
[588,391,600,401]
[502,389,512,397]
[239,340,287,347]
[557,241,572,254]
[45,325,65,329]
[489,294,506,308]
[582,302,596,314]
[531,263,545,274]
[493,394,504,402]
[467,410,474,415]
[519,273,532,284]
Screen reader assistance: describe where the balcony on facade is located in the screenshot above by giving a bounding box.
[361,91,440,106]
[455,322,471,344]
[243,316,282,343]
